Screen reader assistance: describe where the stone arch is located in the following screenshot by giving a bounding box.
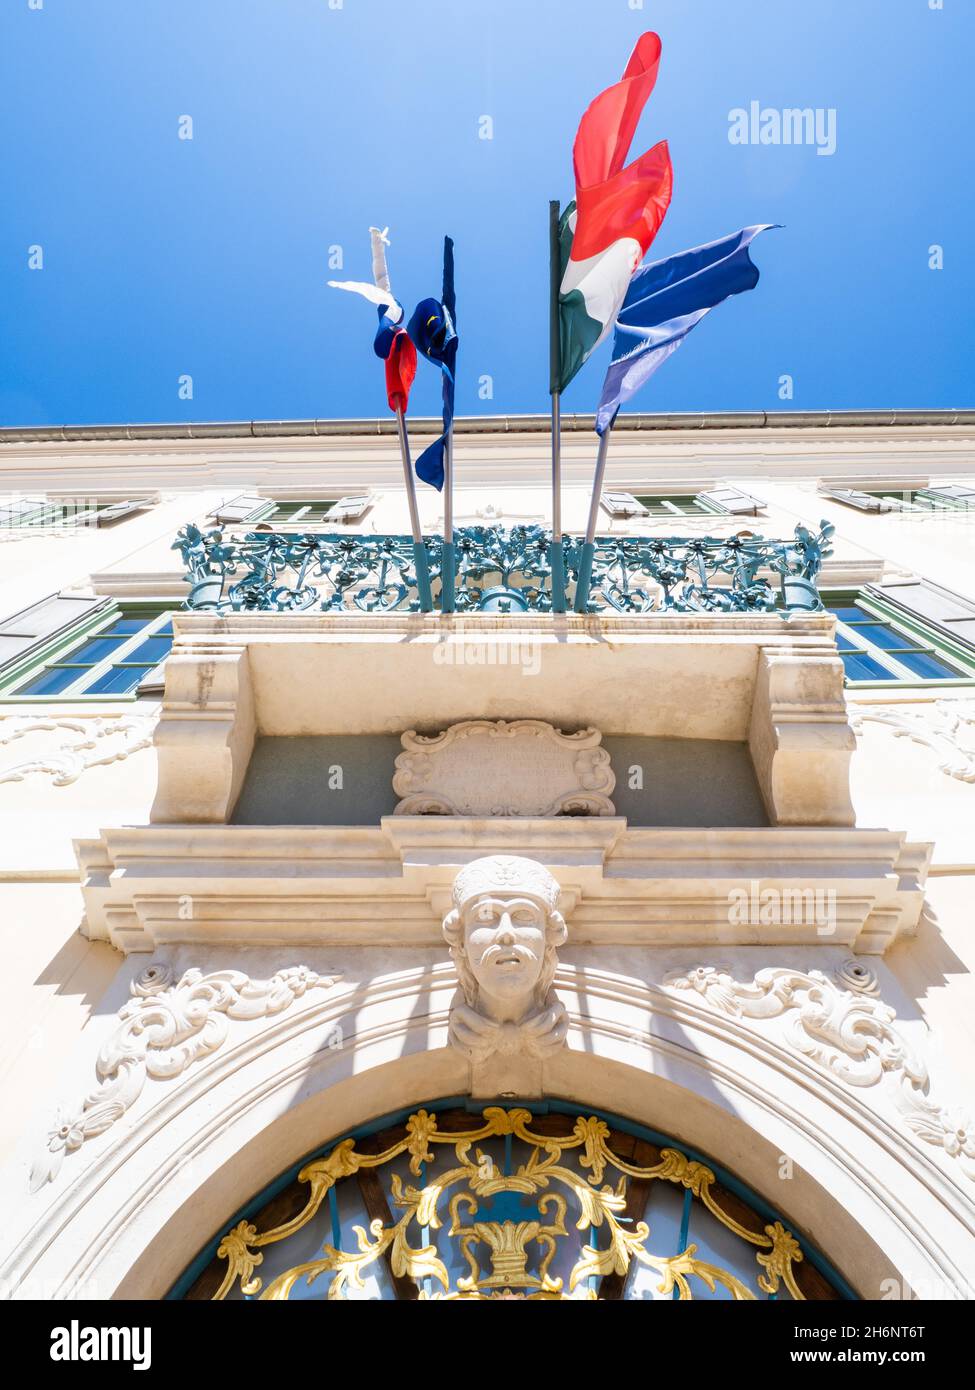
[4,962,972,1300]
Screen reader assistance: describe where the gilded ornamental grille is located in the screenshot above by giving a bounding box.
[181,1105,847,1301]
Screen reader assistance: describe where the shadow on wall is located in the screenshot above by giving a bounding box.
[230,734,769,828]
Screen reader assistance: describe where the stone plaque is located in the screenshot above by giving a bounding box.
[392,719,616,817]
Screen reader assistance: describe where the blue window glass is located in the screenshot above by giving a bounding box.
[896,651,962,679]
[856,624,915,651]
[834,631,857,651]
[65,635,129,664]
[841,652,895,681]
[828,606,872,623]
[14,665,82,695]
[103,618,150,634]
[85,665,153,695]
[125,636,173,664]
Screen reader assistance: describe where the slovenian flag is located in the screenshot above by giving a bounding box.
[595,225,777,434]
[328,227,417,414]
[407,236,458,492]
[557,32,673,394]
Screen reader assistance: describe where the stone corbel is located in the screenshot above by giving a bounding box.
[749,645,855,826]
[150,644,256,824]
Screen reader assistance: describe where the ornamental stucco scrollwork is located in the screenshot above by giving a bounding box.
[849,701,975,783]
[663,963,975,1182]
[393,720,616,817]
[29,963,341,1194]
[443,856,568,1062]
[0,714,157,787]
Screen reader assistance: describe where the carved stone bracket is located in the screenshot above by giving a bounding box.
[663,963,975,1184]
[29,963,341,1193]
[393,720,616,817]
[150,644,256,823]
[748,648,856,826]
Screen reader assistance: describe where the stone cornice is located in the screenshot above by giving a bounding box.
[0,418,972,496]
[170,610,841,639]
[75,819,929,956]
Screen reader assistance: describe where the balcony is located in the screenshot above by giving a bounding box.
[172,521,835,616]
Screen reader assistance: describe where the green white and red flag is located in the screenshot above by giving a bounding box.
[555,32,673,393]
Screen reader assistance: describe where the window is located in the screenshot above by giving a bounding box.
[0,496,152,527]
[697,486,764,516]
[823,593,975,685]
[600,491,649,518]
[876,577,975,646]
[632,494,716,517]
[269,500,340,524]
[916,484,975,510]
[0,498,59,526]
[0,593,108,670]
[208,494,277,524]
[821,485,975,514]
[208,495,374,527]
[632,488,763,518]
[0,605,174,699]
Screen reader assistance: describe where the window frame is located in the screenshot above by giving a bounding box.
[821,587,975,689]
[820,485,975,514]
[0,495,153,528]
[632,493,725,518]
[206,494,376,530]
[630,488,765,519]
[0,600,175,703]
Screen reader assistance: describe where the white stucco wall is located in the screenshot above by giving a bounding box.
[1,422,974,1300]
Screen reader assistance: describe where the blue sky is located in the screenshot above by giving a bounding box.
[1,0,971,426]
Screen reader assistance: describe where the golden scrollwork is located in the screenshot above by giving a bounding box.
[208,1107,810,1301]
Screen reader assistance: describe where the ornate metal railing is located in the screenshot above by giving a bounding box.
[172,520,834,615]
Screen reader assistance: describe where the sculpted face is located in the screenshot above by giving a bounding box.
[463,893,547,1003]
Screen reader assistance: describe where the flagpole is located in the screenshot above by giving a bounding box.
[548,200,566,613]
[441,426,456,612]
[395,406,433,612]
[573,424,612,613]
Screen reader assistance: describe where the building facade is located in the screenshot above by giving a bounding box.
[1,411,974,1301]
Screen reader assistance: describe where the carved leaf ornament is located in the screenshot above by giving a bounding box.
[30,964,340,1192]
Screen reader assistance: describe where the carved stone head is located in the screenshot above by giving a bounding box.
[443,856,567,1024]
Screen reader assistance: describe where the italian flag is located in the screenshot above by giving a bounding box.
[557,33,673,393]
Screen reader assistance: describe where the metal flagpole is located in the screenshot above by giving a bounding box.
[548,200,566,613]
[573,424,612,613]
[395,406,433,612]
[441,426,456,612]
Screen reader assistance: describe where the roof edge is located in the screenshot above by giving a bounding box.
[1,409,974,445]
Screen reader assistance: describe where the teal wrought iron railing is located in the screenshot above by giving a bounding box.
[172,520,834,616]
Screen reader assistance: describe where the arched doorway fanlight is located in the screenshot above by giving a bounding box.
[177,1103,852,1301]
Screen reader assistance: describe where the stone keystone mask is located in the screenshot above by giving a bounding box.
[443,855,568,1063]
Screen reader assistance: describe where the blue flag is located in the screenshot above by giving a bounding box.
[407,237,457,490]
[595,224,777,435]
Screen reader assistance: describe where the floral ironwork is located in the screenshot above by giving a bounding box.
[206,1106,822,1301]
[173,521,834,615]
